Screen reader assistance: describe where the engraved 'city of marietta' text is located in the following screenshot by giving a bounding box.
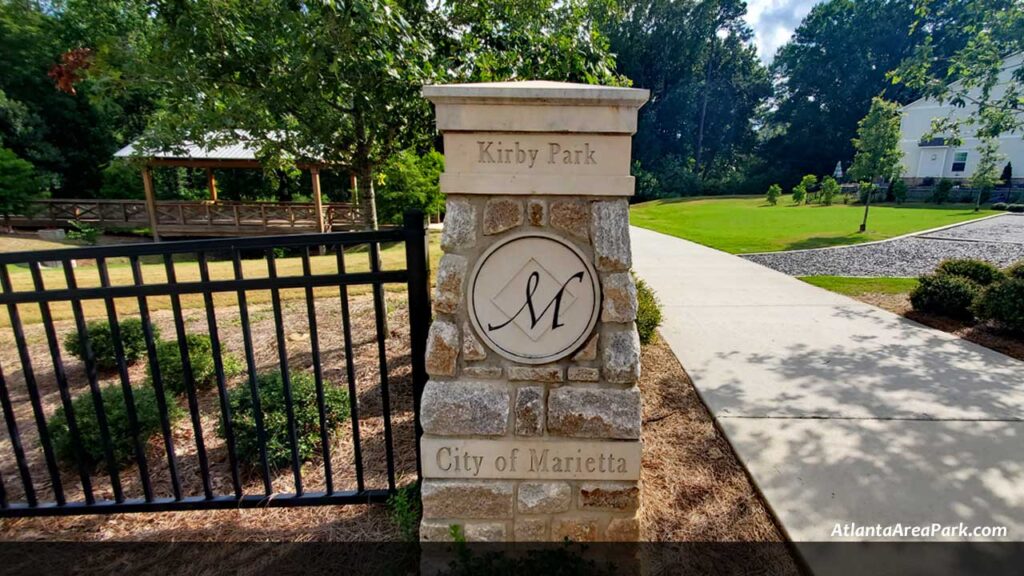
[435,446,629,478]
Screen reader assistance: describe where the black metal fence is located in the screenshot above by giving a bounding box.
[0,211,430,516]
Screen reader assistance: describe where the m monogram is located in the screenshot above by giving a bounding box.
[487,270,585,333]
[468,233,600,364]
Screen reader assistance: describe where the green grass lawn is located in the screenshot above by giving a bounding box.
[630,195,997,253]
[799,276,918,296]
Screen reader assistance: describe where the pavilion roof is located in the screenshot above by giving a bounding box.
[114,131,324,168]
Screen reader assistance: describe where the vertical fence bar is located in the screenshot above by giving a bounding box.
[130,256,182,500]
[63,260,125,503]
[163,254,213,499]
[29,262,94,503]
[0,363,36,506]
[1,264,66,506]
[301,247,333,494]
[368,241,396,491]
[266,249,303,495]
[198,252,242,498]
[335,245,365,492]
[232,252,272,494]
[97,257,153,502]
[402,211,431,482]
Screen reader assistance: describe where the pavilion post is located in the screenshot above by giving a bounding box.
[311,166,326,233]
[350,174,359,206]
[206,168,218,202]
[142,166,160,242]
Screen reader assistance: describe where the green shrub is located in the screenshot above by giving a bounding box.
[387,482,421,542]
[992,202,1008,210]
[1007,204,1024,213]
[909,274,981,320]
[225,370,350,471]
[1005,260,1024,280]
[796,174,817,204]
[932,179,953,204]
[973,278,1024,333]
[64,318,157,371]
[635,276,663,345]
[820,176,840,206]
[765,183,781,206]
[892,180,908,204]
[67,220,101,245]
[935,258,1005,286]
[150,334,242,395]
[791,184,806,204]
[48,383,183,470]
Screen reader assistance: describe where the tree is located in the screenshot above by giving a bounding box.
[970,139,1003,211]
[436,0,627,85]
[1001,162,1013,184]
[820,176,840,206]
[0,0,157,198]
[0,147,41,230]
[765,0,967,183]
[792,174,817,204]
[605,0,770,195]
[375,149,445,225]
[73,0,627,224]
[892,0,1023,142]
[766,183,781,206]
[850,97,903,231]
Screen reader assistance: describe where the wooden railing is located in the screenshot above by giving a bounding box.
[8,199,368,236]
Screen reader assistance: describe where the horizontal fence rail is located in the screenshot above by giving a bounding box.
[0,212,430,517]
[7,199,368,236]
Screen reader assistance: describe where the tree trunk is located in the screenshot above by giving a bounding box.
[695,66,710,175]
[860,184,874,232]
[356,164,379,230]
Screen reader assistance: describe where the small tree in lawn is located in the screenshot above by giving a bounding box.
[766,183,781,206]
[820,176,840,206]
[793,174,817,204]
[970,138,1002,212]
[850,97,903,232]
[791,182,806,204]
[0,148,41,232]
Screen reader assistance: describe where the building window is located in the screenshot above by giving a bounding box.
[952,152,968,172]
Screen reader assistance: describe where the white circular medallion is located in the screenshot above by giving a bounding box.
[467,232,600,365]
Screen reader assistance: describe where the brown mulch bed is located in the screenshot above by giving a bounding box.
[858,293,1024,361]
[0,293,416,541]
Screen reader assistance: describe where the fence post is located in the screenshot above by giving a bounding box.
[403,209,431,482]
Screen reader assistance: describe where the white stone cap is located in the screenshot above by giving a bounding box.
[422,81,649,108]
[424,81,649,134]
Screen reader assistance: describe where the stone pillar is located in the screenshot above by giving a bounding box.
[420,81,649,543]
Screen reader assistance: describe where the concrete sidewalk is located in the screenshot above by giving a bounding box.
[630,226,1024,559]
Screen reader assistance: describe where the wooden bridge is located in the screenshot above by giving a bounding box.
[9,199,368,237]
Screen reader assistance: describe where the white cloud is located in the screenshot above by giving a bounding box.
[745,0,824,63]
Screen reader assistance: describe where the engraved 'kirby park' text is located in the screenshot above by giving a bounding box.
[478,141,597,167]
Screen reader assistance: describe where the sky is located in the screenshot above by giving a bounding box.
[744,0,824,62]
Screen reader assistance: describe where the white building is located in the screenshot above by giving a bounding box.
[899,51,1023,185]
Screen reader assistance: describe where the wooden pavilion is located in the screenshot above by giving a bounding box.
[107,136,366,241]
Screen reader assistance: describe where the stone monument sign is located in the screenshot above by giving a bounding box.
[420,80,649,542]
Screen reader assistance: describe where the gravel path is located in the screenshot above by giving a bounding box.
[919,213,1024,244]
[742,214,1024,277]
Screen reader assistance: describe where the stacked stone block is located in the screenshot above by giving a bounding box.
[421,194,642,542]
